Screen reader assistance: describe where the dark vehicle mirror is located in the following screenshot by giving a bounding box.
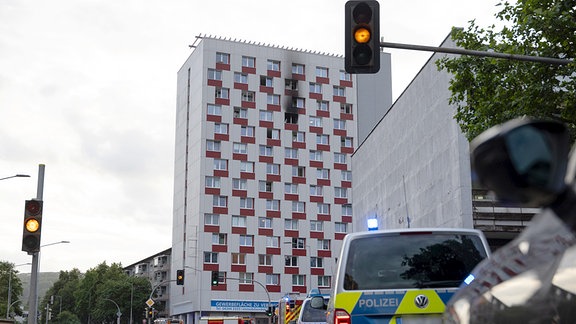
[309,296,326,309]
[470,118,570,206]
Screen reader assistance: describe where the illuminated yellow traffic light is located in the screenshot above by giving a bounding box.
[345,1,380,73]
[176,269,184,285]
[22,199,43,253]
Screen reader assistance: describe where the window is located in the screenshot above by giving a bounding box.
[292,63,305,75]
[292,166,305,177]
[242,91,255,102]
[207,104,222,116]
[318,239,330,250]
[310,220,323,232]
[340,70,352,81]
[240,161,254,173]
[267,236,279,247]
[292,97,305,108]
[213,195,227,207]
[316,66,328,78]
[341,170,352,181]
[206,140,220,152]
[285,79,298,91]
[204,252,218,263]
[333,86,345,97]
[284,183,298,195]
[318,276,331,287]
[261,76,274,87]
[310,150,323,162]
[232,253,246,265]
[239,272,253,284]
[239,234,253,246]
[267,94,280,105]
[311,257,324,268]
[259,181,273,192]
[285,219,299,230]
[205,176,221,188]
[293,131,305,143]
[309,116,322,127]
[292,201,305,213]
[266,274,280,285]
[334,119,346,130]
[341,103,353,114]
[208,69,222,80]
[317,100,329,111]
[214,123,228,135]
[240,197,254,209]
[285,256,298,267]
[317,168,329,180]
[342,137,353,148]
[215,87,229,99]
[216,52,229,64]
[292,274,305,286]
[233,143,247,154]
[214,159,227,171]
[259,110,273,122]
[204,213,219,225]
[285,148,298,159]
[317,203,330,215]
[266,199,280,211]
[310,185,323,196]
[234,72,248,84]
[335,187,348,199]
[334,153,347,164]
[240,126,254,137]
[309,82,322,94]
[212,233,227,245]
[267,59,280,71]
[260,145,273,157]
[233,178,248,190]
[316,134,329,145]
[342,204,352,216]
[335,222,348,233]
[234,107,248,119]
[285,112,298,124]
[259,217,272,229]
[267,128,280,140]
[288,237,306,249]
[259,254,273,266]
[242,56,255,68]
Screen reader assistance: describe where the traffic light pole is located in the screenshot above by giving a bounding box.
[147,279,176,324]
[28,164,45,324]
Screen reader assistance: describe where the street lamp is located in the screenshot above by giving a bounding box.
[0,174,30,181]
[6,262,32,318]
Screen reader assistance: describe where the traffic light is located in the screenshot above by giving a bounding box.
[289,299,295,311]
[266,306,273,317]
[176,269,184,285]
[211,271,219,286]
[22,199,43,253]
[345,0,380,74]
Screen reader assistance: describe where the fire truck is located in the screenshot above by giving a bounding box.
[276,298,303,324]
[199,317,253,324]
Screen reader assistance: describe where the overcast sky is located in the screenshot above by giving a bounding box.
[0,0,501,273]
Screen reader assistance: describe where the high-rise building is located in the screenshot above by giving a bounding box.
[170,35,391,323]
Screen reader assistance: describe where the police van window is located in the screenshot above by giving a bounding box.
[343,233,487,290]
[301,301,327,322]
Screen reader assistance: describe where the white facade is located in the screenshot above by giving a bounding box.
[353,37,474,232]
[171,36,392,323]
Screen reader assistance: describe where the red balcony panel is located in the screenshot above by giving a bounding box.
[342,216,353,223]
[241,101,256,109]
[267,285,281,293]
[203,263,219,271]
[239,246,254,254]
[318,250,331,258]
[311,268,324,276]
[233,153,248,161]
[259,192,274,199]
[234,118,248,126]
[212,284,227,291]
[239,284,254,292]
[291,248,306,256]
[334,163,347,171]
[333,129,347,137]
[309,161,323,169]
[341,147,354,154]
[292,176,306,184]
[284,158,298,166]
[293,286,307,294]
[340,112,354,121]
[334,198,348,205]
[213,207,228,214]
[309,92,322,101]
[317,144,331,152]
[285,89,298,97]
[204,225,220,233]
[291,141,305,149]
[231,264,247,272]
[340,80,353,88]
[259,86,273,94]
[267,139,281,147]
[240,172,255,180]
[212,244,228,253]
[242,66,256,74]
[333,96,346,103]
[234,82,249,91]
[215,62,230,71]
[206,151,221,159]
[310,196,324,203]
[284,123,298,131]
[214,134,229,141]
[260,121,274,129]
[316,76,329,84]
[266,174,281,182]
[318,214,331,222]
[240,136,255,144]
[213,170,228,178]
[231,227,247,235]
[309,126,323,134]
[259,265,274,273]
[267,210,281,218]
[316,110,330,118]
[268,70,281,78]
[284,194,298,201]
[259,228,273,237]
[205,187,220,195]
[335,233,347,240]
[284,230,299,237]
[207,115,222,123]
[240,208,255,216]
[267,104,281,111]
[292,74,306,81]
[232,189,247,197]
[310,231,324,239]
[292,212,306,220]
[215,98,230,106]
[317,179,331,187]
[341,181,352,188]
[297,108,306,115]
[266,247,281,255]
[208,79,222,87]
[284,267,299,274]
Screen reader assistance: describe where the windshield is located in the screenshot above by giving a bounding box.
[343,232,488,290]
[300,300,327,322]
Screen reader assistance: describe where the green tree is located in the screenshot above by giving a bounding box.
[437,0,576,141]
[39,269,82,323]
[0,261,25,318]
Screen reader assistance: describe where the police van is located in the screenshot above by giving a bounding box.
[323,228,490,323]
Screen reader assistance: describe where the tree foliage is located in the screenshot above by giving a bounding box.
[0,261,25,318]
[436,0,576,141]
